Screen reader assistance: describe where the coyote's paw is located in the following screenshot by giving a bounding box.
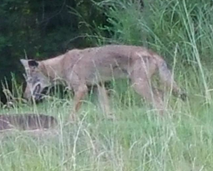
[68,112,79,123]
[180,92,187,101]
[106,113,116,121]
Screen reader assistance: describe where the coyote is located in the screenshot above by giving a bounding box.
[20,45,186,119]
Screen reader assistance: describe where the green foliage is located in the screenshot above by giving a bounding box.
[99,0,146,45]
[97,0,213,62]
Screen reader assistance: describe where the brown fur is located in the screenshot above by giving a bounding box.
[21,45,186,120]
[0,114,58,130]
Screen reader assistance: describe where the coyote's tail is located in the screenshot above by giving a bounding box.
[157,59,186,101]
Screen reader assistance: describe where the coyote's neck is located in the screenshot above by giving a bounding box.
[39,55,65,82]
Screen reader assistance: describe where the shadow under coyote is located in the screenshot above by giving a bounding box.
[0,114,58,131]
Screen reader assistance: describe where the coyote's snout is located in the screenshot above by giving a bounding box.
[20,45,186,119]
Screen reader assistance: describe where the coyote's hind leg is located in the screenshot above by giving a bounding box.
[97,83,115,120]
[130,67,165,114]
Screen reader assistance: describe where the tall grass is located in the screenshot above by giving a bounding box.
[1,0,213,170]
[95,0,213,103]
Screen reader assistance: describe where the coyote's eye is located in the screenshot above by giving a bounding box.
[26,76,40,85]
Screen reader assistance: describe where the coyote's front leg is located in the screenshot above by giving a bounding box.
[70,84,88,121]
[97,83,115,120]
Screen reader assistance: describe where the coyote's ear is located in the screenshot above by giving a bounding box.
[28,60,39,67]
[20,59,39,68]
[20,59,29,68]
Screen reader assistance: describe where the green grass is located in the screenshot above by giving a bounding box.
[1,66,213,171]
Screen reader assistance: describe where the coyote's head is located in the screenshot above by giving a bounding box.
[20,59,51,102]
